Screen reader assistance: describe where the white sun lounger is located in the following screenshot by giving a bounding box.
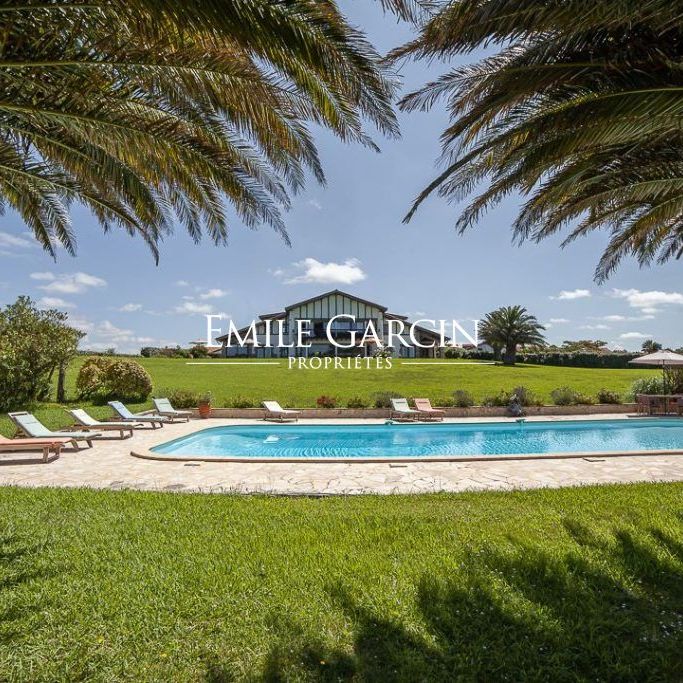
[8,411,101,448]
[68,409,138,438]
[262,401,301,422]
[153,398,192,422]
[108,401,168,428]
[390,398,421,421]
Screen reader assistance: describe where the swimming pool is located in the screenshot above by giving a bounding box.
[147,419,683,461]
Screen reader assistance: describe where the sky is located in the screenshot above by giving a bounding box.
[1,2,682,352]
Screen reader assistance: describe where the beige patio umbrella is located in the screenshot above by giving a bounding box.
[629,350,683,392]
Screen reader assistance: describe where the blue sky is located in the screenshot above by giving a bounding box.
[1,2,682,352]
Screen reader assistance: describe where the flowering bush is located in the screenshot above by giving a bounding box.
[316,395,337,409]
[76,357,152,401]
[105,360,153,400]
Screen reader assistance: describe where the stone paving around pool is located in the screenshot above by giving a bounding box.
[1,415,683,495]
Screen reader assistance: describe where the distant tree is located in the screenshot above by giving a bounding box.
[479,306,546,366]
[561,340,609,353]
[642,340,663,354]
[190,345,209,359]
[0,296,83,410]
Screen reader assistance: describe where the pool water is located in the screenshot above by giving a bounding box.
[151,419,683,459]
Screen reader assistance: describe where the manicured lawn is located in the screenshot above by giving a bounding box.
[0,356,656,437]
[0,484,680,680]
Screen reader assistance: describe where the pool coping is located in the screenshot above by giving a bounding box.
[131,448,683,464]
[131,417,683,464]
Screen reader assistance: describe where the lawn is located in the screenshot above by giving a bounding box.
[0,483,680,680]
[0,356,656,437]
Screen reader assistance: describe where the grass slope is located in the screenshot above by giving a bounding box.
[0,484,680,681]
[0,357,655,437]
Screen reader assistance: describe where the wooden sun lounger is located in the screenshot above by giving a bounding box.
[0,435,74,463]
[413,398,445,421]
[68,409,137,439]
[262,401,301,422]
[390,398,421,422]
[153,398,193,422]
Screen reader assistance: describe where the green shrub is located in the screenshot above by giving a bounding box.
[549,386,594,406]
[105,360,153,401]
[76,357,112,398]
[574,393,596,405]
[509,386,542,407]
[373,391,402,409]
[596,388,622,404]
[452,389,475,408]
[435,396,455,407]
[228,396,256,409]
[629,376,665,399]
[316,395,337,409]
[481,391,511,407]
[189,344,209,358]
[346,396,370,409]
[157,388,199,409]
[550,386,579,406]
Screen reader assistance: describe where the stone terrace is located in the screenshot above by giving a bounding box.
[0,416,682,495]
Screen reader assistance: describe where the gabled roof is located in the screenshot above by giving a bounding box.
[259,312,286,321]
[284,289,388,313]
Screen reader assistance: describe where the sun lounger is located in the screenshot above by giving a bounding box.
[68,409,138,438]
[8,412,100,448]
[262,401,301,422]
[153,398,192,422]
[107,401,168,428]
[413,398,445,421]
[0,435,74,463]
[390,398,421,421]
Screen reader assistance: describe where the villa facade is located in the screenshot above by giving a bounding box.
[215,289,445,358]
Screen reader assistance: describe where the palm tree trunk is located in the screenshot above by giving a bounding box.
[502,343,517,366]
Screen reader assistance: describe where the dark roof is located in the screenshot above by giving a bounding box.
[259,312,285,321]
[284,289,388,313]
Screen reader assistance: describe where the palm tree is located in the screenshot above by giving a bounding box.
[479,306,545,365]
[0,0,399,259]
[392,0,683,281]
[641,340,663,354]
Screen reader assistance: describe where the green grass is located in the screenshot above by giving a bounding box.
[0,356,656,437]
[0,484,680,680]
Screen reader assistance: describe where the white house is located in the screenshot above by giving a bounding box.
[215,289,446,358]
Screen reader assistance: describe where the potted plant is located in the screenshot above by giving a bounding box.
[197,392,212,419]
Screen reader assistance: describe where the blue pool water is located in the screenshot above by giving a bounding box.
[151,419,683,459]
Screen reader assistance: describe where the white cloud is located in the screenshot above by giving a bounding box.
[611,288,683,310]
[30,272,55,281]
[118,303,143,312]
[173,301,215,315]
[307,199,322,210]
[175,280,190,287]
[550,289,591,300]
[279,257,366,285]
[549,318,570,324]
[579,324,610,331]
[592,314,656,322]
[32,271,106,294]
[69,316,94,332]
[199,288,228,300]
[619,332,652,340]
[97,320,133,339]
[37,296,75,309]
[0,232,33,249]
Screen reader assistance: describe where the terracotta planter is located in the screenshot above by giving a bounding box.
[197,401,212,419]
